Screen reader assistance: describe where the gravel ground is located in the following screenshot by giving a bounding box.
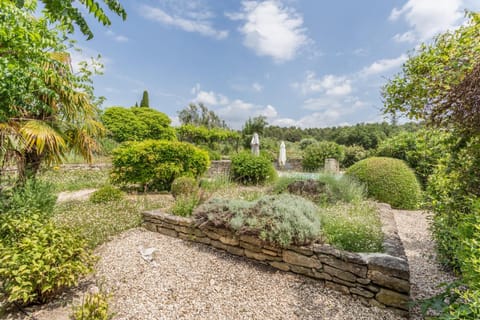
[3,208,455,320]
[393,210,456,319]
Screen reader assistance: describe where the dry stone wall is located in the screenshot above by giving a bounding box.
[143,205,410,317]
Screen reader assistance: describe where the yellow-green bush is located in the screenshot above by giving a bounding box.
[346,157,422,209]
[230,151,277,185]
[111,140,210,191]
[72,288,113,320]
[0,214,94,304]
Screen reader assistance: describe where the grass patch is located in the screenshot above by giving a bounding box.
[40,169,109,193]
[318,201,383,252]
[53,195,173,248]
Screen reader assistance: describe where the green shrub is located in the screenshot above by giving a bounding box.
[299,138,318,150]
[72,288,113,320]
[111,140,210,191]
[302,141,345,171]
[90,185,124,204]
[271,177,299,194]
[0,214,94,304]
[0,178,56,218]
[230,151,277,185]
[101,106,176,142]
[194,194,320,247]
[318,201,383,252]
[171,176,199,199]
[341,145,368,168]
[376,129,450,186]
[346,157,422,209]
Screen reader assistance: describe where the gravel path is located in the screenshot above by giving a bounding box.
[4,208,455,320]
[393,210,456,319]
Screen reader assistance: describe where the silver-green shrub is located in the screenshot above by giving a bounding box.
[194,194,320,247]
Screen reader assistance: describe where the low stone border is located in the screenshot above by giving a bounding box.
[143,205,410,317]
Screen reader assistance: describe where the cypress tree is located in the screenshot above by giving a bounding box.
[140,90,150,108]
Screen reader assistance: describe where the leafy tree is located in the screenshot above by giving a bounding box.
[101,106,176,142]
[0,2,104,181]
[11,0,127,40]
[242,116,268,136]
[383,12,480,133]
[140,90,150,108]
[178,103,227,129]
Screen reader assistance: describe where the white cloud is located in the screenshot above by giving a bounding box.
[228,0,309,62]
[252,82,263,92]
[389,0,464,43]
[361,54,407,76]
[140,5,228,40]
[106,30,129,42]
[292,72,352,96]
[190,85,277,129]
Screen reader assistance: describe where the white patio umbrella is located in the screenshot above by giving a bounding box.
[251,132,260,156]
[279,141,286,167]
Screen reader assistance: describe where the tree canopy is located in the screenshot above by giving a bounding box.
[382,12,480,134]
[0,2,104,180]
[12,0,127,40]
[140,90,150,108]
[178,103,228,129]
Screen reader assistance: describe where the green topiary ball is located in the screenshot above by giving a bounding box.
[346,157,422,209]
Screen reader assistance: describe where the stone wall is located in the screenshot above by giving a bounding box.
[143,204,410,317]
[205,160,231,177]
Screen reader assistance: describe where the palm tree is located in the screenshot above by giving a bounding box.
[0,53,104,182]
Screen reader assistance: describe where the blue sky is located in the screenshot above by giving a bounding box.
[70,0,480,129]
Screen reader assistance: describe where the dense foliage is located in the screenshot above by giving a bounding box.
[111,140,209,191]
[101,106,176,142]
[0,2,105,181]
[230,151,277,185]
[383,12,480,318]
[346,157,422,209]
[0,214,94,304]
[194,194,321,247]
[12,0,126,40]
[140,90,150,108]
[302,141,345,171]
[72,289,113,320]
[376,129,450,186]
[341,145,368,168]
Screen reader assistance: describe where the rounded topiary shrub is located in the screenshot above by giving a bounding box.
[346,157,422,209]
[171,176,199,199]
[90,185,124,204]
[111,140,210,191]
[230,151,277,185]
[302,141,345,171]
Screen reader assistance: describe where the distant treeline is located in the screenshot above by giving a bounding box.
[263,122,422,150]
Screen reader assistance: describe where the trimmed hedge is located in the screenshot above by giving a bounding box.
[102,106,176,142]
[346,157,422,209]
[111,140,210,191]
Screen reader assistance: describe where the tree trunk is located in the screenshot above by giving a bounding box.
[17,150,43,183]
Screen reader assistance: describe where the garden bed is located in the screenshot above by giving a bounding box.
[143,202,410,317]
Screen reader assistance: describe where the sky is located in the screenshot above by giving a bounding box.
[70,0,480,129]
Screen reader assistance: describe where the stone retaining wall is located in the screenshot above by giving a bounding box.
[205,160,231,177]
[143,205,410,317]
